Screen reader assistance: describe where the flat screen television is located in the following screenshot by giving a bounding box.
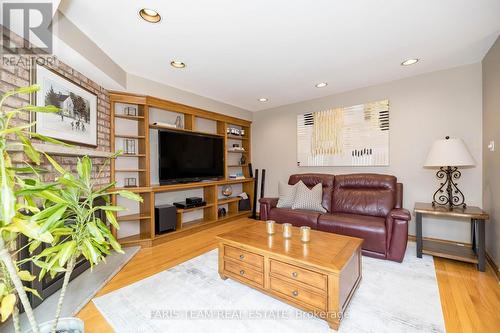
[158,130,224,184]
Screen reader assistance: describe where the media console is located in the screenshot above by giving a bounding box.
[109,91,253,248]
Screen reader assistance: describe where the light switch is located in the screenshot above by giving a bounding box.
[488,140,495,152]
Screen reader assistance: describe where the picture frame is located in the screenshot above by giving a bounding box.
[31,64,98,146]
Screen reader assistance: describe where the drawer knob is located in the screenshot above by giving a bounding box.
[239,254,245,260]
[291,272,298,278]
[292,290,299,297]
[240,270,245,275]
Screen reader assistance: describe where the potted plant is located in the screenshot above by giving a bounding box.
[0,85,141,333]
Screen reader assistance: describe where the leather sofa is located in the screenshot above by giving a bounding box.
[259,173,411,262]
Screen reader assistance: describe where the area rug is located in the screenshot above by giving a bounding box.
[93,243,445,333]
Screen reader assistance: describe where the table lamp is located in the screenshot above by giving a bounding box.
[424,136,475,209]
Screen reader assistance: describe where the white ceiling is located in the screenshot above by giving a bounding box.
[60,0,500,111]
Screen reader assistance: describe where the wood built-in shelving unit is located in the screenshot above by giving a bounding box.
[109,91,253,247]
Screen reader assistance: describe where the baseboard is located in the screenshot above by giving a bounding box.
[485,252,500,282]
[408,234,499,281]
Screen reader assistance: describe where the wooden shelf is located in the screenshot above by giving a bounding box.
[117,213,151,221]
[113,186,152,193]
[227,135,248,140]
[176,203,215,214]
[151,178,253,192]
[422,239,478,263]
[118,233,152,246]
[115,134,146,139]
[219,210,251,221]
[218,197,241,205]
[115,169,147,172]
[149,124,224,137]
[115,114,145,120]
[119,154,146,158]
[228,164,248,167]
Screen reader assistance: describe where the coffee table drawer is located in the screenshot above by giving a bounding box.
[270,276,326,311]
[224,246,263,271]
[270,259,326,291]
[224,260,263,286]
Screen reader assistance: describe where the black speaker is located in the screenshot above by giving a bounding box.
[155,204,177,234]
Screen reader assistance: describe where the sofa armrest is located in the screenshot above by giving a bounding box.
[385,208,411,262]
[389,208,411,221]
[259,198,278,221]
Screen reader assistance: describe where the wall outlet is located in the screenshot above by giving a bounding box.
[488,140,495,152]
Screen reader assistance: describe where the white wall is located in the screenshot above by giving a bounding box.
[482,36,500,267]
[252,63,483,242]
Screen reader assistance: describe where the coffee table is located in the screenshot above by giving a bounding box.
[216,221,363,330]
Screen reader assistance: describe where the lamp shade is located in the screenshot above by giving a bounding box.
[424,137,475,167]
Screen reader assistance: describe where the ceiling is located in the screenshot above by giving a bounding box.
[60,0,500,111]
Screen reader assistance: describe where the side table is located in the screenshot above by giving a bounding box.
[414,202,489,272]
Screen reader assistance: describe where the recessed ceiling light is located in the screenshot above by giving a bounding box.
[170,61,186,69]
[139,8,161,23]
[315,82,328,88]
[258,98,269,102]
[401,58,419,66]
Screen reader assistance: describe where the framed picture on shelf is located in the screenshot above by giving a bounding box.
[31,65,98,146]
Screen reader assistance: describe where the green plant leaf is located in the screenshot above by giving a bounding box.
[108,234,124,254]
[105,210,119,230]
[30,132,72,146]
[4,218,54,243]
[24,287,42,299]
[0,293,16,322]
[29,240,42,253]
[58,241,76,266]
[116,190,143,202]
[21,105,59,113]
[17,131,41,165]
[30,203,65,222]
[18,270,36,282]
[83,239,100,264]
[87,221,105,243]
[35,190,66,204]
[39,204,67,232]
[0,151,16,223]
[42,153,65,174]
[77,156,92,181]
[0,283,6,296]
[95,205,126,212]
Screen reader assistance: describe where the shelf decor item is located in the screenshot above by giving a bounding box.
[221,184,233,197]
[123,138,136,155]
[124,177,137,187]
[32,64,98,146]
[424,136,475,209]
[174,115,183,128]
[124,106,137,116]
[266,220,276,235]
[301,226,311,242]
[282,223,292,239]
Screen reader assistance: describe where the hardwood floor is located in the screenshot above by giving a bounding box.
[77,218,500,332]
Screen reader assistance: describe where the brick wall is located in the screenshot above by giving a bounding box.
[1,30,111,185]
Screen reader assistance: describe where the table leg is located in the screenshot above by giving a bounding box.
[416,212,423,258]
[471,218,476,254]
[477,219,485,272]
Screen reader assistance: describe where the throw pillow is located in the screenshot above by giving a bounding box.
[292,181,326,213]
[276,181,297,208]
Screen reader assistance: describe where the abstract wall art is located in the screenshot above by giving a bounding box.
[297,99,389,166]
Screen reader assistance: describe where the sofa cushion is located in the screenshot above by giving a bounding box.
[268,208,320,229]
[332,174,397,217]
[292,182,326,213]
[288,173,334,212]
[276,181,298,208]
[317,213,386,254]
